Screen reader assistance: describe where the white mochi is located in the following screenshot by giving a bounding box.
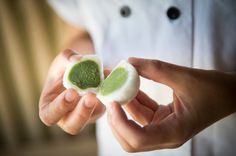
[63,55,104,95]
[97,60,140,105]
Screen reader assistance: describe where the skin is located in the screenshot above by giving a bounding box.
[39,27,106,135]
[39,26,236,152]
[107,57,236,152]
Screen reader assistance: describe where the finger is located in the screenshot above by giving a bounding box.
[107,113,135,152]
[128,57,188,88]
[40,77,64,108]
[147,112,185,149]
[46,49,82,83]
[104,68,111,78]
[136,90,158,111]
[123,99,154,125]
[151,105,173,124]
[58,49,81,63]
[123,90,159,125]
[39,89,80,126]
[107,102,147,150]
[58,92,99,135]
[68,53,83,62]
[40,49,82,106]
[89,102,106,123]
[59,49,83,69]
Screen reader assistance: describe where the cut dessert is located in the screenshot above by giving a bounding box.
[97,60,140,105]
[63,55,104,95]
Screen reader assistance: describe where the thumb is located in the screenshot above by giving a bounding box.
[46,49,82,81]
[61,49,82,63]
[128,57,189,88]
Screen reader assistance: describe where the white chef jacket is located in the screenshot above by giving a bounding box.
[48,0,236,156]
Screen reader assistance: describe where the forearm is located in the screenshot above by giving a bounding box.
[63,25,95,54]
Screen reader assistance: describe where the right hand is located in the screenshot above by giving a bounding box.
[106,57,236,152]
[39,49,106,135]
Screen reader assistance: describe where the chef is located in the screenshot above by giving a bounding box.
[39,0,236,156]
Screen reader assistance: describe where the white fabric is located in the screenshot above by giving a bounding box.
[48,0,236,156]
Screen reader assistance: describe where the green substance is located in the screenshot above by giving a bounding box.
[100,67,128,95]
[68,60,101,89]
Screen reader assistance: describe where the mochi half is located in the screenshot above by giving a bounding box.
[97,60,140,105]
[63,55,104,95]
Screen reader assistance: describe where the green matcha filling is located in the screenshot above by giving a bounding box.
[99,67,128,96]
[68,60,101,89]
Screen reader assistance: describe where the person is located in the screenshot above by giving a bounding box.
[39,0,236,156]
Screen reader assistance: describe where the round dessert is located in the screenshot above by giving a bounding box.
[63,55,104,95]
[97,60,140,105]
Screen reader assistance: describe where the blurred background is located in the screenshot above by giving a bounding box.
[0,0,97,155]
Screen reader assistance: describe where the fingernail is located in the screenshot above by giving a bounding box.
[65,90,76,102]
[83,99,95,109]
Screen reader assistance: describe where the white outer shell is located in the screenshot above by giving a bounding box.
[63,55,104,95]
[97,60,140,105]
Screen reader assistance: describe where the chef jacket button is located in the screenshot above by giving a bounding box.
[120,6,131,17]
[167,7,181,20]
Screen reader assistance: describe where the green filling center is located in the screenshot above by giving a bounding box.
[68,60,101,89]
[100,67,128,96]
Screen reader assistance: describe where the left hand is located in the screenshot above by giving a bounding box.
[39,50,106,135]
[107,57,236,152]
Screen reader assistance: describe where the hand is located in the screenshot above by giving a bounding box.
[39,49,105,135]
[107,57,236,152]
